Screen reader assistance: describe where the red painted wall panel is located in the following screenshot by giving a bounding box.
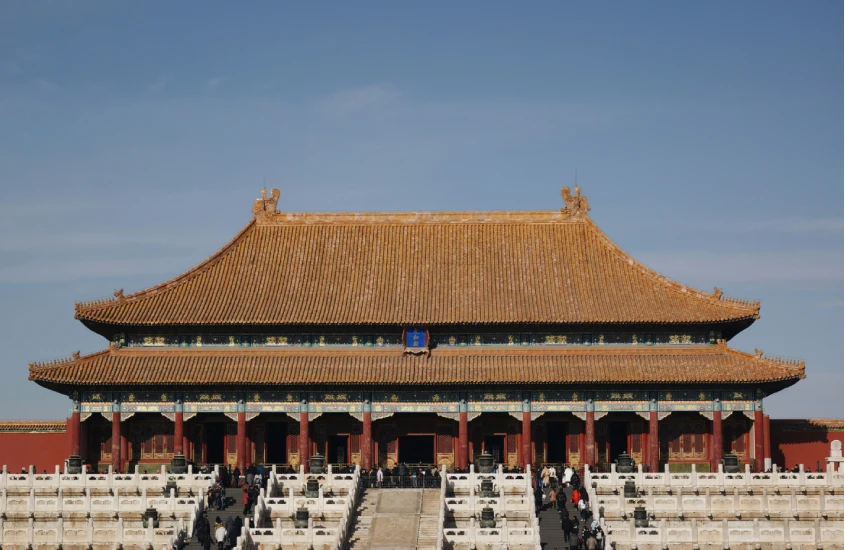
[0,431,69,472]
[770,420,843,471]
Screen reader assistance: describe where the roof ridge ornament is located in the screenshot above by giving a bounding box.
[253,187,281,220]
[561,186,590,217]
[713,287,723,300]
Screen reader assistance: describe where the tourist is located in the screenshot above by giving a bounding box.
[578,496,587,521]
[563,466,573,487]
[232,466,241,487]
[561,514,573,546]
[242,484,251,515]
[214,518,225,550]
[376,467,383,487]
[231,516,242,548]
[570,486,580,508]
[549,487,557,510]
[570,470,581,492]
[534,484,543,513]
[541,465,551,487]
[549,464,558,488]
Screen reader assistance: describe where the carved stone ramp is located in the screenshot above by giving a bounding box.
[368,489,422,550]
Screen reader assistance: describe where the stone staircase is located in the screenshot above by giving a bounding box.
[538,485,579,549]
[184,487,244,549]
[415,488,442,549]
[347,488,380,549]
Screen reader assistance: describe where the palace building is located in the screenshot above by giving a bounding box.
[27,187,806,473]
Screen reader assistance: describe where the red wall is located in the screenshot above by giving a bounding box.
[770,420,843,471]
[0,431,69,473]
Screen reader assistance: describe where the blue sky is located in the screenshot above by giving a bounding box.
[0,1,841,420]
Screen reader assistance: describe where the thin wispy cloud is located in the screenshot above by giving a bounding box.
[316,83,401,116]
[148,75,170,94]
[32,77,57,92]
[743,217,843,234]
[637,250,843,287]
[0,231,218,252]
[202,76,226,93]
[0,257,190,284]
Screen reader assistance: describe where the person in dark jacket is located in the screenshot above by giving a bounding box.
[561,514,573,546]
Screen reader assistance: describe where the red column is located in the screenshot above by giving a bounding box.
[362,405,373,470]
[174,411,184,455]
[458,410,468,470]
[111,410,121,472]
[648,410,659,473]
[299,410,310,467]
[763,414,771,465]
[754,409,764,472]
[712,409,723,471]
[120,424,129,473]
[68,410,81,457]
[585,410,595,468]
[521,411,531,469]
[237,411,247,471]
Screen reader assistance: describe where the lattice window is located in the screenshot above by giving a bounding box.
[596,423,608,464]
[386,438,397,454]
[670,423,681,454]
[191,425,204,464]
[533,425,545,464]
[142,425,155,457]
[568,423,580,453]
[682,431,692,454]
[227,424,237,453]
[164,433,174,455]
[253,427,266,464]
[350,434,361,454]
[694,431,703,454]
[507,433,517,453]
[130,425,143,462]
[632,432,642,454]
[287,432,299,453]
[437,433,452,454]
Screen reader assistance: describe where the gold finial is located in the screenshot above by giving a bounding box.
[253,188,280,219]
[561,186,589,216]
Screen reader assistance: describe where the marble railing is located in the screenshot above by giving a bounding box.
[442,517,541,548]
[593,486,844,521]
[243,465,360,550]
[586,463,845,492]
[0,517,184,549]
[0,464,218,493]
[446,464,533,494]
[603,517,845,549]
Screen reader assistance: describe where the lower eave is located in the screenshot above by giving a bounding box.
[29,344,805,395]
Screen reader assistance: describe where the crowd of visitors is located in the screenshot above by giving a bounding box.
[534,464,604,550]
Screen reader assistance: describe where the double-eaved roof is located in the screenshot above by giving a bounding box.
[74,190,759,329]
[29,341,804,390]
[30,188,803,394]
